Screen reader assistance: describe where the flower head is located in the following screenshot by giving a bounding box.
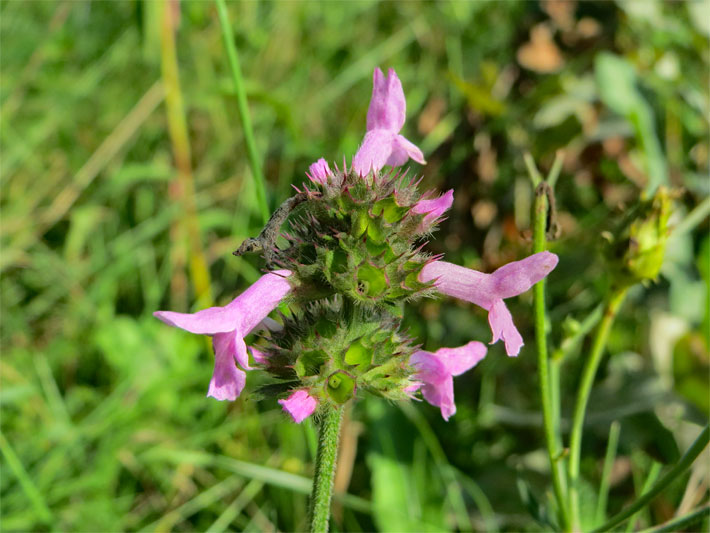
[419,252,558,356]
[352,68,426,176]
[154,270,292,400]
[154,67,559,423]
[279,390,318,423]
[410,341,487,420]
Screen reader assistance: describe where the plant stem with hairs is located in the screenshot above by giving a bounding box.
[310,407,344,533]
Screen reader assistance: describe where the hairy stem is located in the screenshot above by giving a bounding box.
[592,425,709,533]
[310,406,343,533]
[568,287,628,530]
[532,180,569,530]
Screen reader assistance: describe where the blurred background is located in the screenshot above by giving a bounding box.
[1,1,708,531]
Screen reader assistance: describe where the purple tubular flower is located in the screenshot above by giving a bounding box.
[352,68,426,176]
[278,390,318,423]
[307,158,333,185]
[153,270,292,401]
[412,189,454,231]
[419,251,559,356]
[410,341,487,420]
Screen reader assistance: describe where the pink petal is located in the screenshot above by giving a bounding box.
[208,332,247,401]
[411,350,454,420]
[422,376,456,421]
[278,390,318,424]
[488,299,524,356]
[419,260,495,309]
[491,252,559,299]
[366,68,406,132]
[412,189,454,230]
[410,350,448,385]
[154,270,292,335]
[307,158,332,185]
[386,134,426,167]
[224,270,293,333]
[410,342,486,421]
[433,341,487,376]
[352,129,397,176]
[153,306,237,335]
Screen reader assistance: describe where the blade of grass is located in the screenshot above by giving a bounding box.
[140,475,243,532]
[1,80,165,274]
[592,424,709,533]
[0,432,54,524]
[624,461,662,532]
[142,447,372,514]
[214,0,269,224]
[595,421,621,524]
[206,479,264,533]
[399,402,480,532]
[639,504,710,533]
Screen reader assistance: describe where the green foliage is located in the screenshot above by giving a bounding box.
[2,1,708,531]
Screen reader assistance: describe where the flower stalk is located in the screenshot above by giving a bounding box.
[529,154,569,531]
[310,406,344,533]
[568,286,628,530]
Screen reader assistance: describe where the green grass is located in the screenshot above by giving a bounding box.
[2,1,708,531]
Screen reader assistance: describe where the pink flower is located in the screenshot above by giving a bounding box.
[410,341,487,421]
[419,252,559,356]
[153,270,292,401]
[278,390,318,423]
[352,68,426,176]
[307,158,333,185]
[412,189,454,232]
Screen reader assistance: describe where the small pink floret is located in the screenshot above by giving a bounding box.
[419,252,558,356]
[308,158,332,185]
[278,390,318,423]
[153,270,292,401]
[352,68,426,176]
[412,189,454,231]
[410,341,487,421]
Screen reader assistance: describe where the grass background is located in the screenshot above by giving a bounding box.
[1,1,708,531]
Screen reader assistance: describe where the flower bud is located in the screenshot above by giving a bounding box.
[604,186,679,286]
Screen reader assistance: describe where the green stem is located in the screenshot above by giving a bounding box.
[310,406,343,533]
[592,425,709,533]
[568,287,628,529]
[532,178,569,530]
[214,0,270,224]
